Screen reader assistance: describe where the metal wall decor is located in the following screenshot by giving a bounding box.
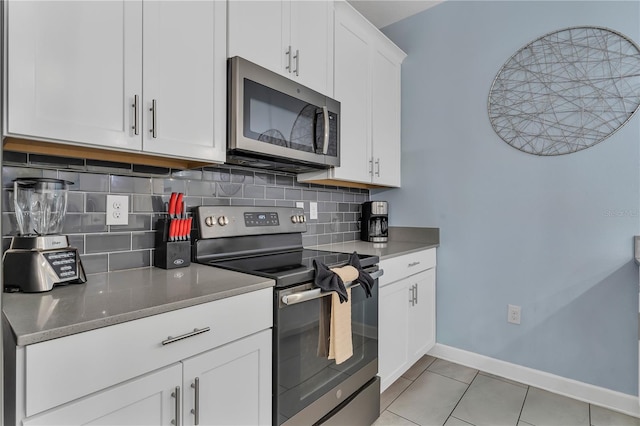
[488,26,640,156]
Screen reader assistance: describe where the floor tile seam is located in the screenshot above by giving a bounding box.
[383,377,417,414]
[516,385,531,425]
[442,370,479,424]
[427,369,478,386]
[477,370,528,389]
[384,409,421,426]
[449,414,476,426]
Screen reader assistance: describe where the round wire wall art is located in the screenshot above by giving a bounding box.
[488,26,640,156]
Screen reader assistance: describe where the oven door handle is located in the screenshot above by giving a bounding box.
[281,269,384,306]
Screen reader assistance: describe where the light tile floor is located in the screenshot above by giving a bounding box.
[375,356,640,426]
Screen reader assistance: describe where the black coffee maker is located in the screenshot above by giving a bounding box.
[360,201,388,243]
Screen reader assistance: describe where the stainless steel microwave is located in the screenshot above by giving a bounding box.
[228,56,340,173]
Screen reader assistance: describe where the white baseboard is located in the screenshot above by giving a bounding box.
[428,343,639,418]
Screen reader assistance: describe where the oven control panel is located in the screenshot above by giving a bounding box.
[196,206,307,238]
[244,212,279,227]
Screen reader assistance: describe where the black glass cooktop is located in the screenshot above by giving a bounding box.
[204,249,378,288]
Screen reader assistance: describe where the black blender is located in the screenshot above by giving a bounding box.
[3,178,86,292]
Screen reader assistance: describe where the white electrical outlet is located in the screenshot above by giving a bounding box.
[106,195,129,226]
[508,304,521,325]
[310,202,318,220]
[296,202,304,209]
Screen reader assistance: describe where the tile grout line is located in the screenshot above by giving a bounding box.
[516,385,531,425]
[442,370,480,425]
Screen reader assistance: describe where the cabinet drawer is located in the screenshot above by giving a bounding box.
[379,249,436,287]
[24,288,272,417]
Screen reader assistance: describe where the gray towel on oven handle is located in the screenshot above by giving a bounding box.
[313,259,348,303]
[348,252,375,298]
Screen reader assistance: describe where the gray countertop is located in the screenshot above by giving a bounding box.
[311,226,440,260]
[3,264,274,346]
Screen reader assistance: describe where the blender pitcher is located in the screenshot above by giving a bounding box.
[14,178,71,235]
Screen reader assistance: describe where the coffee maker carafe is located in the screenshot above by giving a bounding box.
[360,201,388,243]
[3,178,86,292]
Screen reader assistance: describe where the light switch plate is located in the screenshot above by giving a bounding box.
[310,202,318,220]
[106,195,129,226]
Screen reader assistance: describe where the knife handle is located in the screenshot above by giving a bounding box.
[175,193,184,218]
[168,219,177,242]
[168,193,177,218]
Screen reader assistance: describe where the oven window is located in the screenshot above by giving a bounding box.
[243,79,323,153]
[275,284,378,425]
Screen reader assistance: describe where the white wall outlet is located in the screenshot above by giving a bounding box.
[508,304,521,325]
[106,195,129,226]
[296,202,304,209]
[310,202,318,220]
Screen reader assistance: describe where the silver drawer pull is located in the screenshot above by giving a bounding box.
[408,261,421,268]
[171,386,181,426]
[162,327,210,346]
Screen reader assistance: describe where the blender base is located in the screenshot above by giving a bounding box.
[3,236,87,293]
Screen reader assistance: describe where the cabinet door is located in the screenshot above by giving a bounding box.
[142,0,226,162]
[227,1,287,77]
[22,364,181,426]
[408,269,437,363]
[6,1,142,150]
[331,4,372,184]
[371,43,403,187]
[290,1,333,95]
[379,280,410,392]
[182,330,272,426]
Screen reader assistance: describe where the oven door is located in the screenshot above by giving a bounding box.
[275,268,382,425]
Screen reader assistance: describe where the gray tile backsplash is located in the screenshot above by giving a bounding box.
[2,151,368,274]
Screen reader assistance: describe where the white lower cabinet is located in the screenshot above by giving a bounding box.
[22,364,182,426]
[182,330,272,426]
[7,289,273,426]
[378,249,437,392]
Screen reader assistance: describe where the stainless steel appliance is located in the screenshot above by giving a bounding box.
[228,56,340,173]
[361,201,388,243]
[3,178,86,292]
[193,206,382,425]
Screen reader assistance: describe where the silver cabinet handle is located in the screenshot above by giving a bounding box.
[414,283,418,305]
[191,377,200,425]
[322,106,330,154]
[408,261,421,268]
[171,386,181,426]
[150,99,157,138]
[132,95,139,135]
[369,159,373,176]
[375,158,381,177]
[293,49,299,76]
[285,46,292,73]
[409,284,415,307]
[162,327,210,346]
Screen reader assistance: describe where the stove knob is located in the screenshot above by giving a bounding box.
[204,216,215,227]
[291,215,299,223]
[298,214,306,223]
[218,216,229,226]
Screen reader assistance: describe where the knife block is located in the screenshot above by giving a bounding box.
[154,218,191,269]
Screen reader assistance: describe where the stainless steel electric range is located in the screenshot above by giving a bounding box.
[193,206,382,425]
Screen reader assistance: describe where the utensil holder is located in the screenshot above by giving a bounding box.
[154,218,191,269]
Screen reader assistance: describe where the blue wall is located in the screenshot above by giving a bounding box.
[375,1,640,395]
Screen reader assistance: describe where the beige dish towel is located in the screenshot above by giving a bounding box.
[327,265,359,364]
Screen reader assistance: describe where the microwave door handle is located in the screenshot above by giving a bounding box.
[322,106,330,155]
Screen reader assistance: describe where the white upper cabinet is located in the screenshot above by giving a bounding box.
[6,1,142,151]
[141,1,226,162]
[298,1,406,188]
[227,0,334,96]
[5,0,226,163]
